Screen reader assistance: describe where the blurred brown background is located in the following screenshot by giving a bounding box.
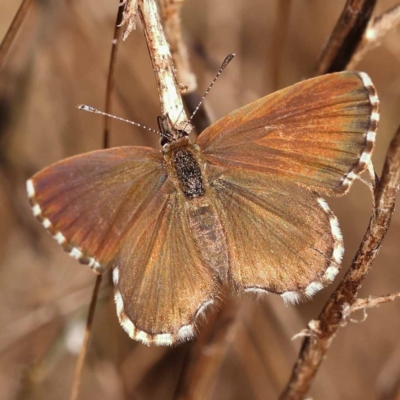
[0,1,400,399]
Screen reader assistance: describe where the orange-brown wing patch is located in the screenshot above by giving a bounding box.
[198,72,378,195]
[27,146,167,273]
[208,165,343,302]
[113,190,219,345]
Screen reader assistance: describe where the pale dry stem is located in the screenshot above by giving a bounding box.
[120,0,139,41]
[158,0,212,134]
[159,0,197,93]
[348,4,400,69]
[137,0,187,128]
[350,292,400,313]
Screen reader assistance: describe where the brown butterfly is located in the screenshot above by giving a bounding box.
[26,71,379,346]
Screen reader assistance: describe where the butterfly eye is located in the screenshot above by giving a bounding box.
[160,136,170,147]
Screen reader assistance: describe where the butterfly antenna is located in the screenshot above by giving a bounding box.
[78,105,162,137]
[184,53,235,132]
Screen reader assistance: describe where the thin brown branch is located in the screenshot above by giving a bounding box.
[103,2,126,149]
[0,285,108,354]
[348,4,400,69]
[350,292,400,312]
[270,0,292,91]
[70,275,103,400]
[0,0,34,68]
[159,0,211,134]
[279,124,400,400]
[137,0,187,128]
[316,0,377,75]
[174,295,239,400]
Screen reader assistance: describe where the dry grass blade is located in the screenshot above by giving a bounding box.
[316,0,377,75]
[0,0,34,68]
[104,1,127,149]
[279,124,400,400]
[348,4,400,69]
[70,274,103,400]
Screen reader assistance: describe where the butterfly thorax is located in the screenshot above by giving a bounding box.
[163,137,206,200]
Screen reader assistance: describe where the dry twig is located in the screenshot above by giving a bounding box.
[121,0,139,41]
[104,1,127,148]
[0,0,34,68]
[279,124,400,400]
[350,292,400,313]
[159,0,211,134]
[137,0,187,128]
[174,294,238,400]
[316,0,377,75]
[70,5,128,397]
[70,275,103,400]
[348,4,400,69]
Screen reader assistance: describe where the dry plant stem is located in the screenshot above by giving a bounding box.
[0,0,34,68]
[279,124,400,400]
[159,0,211,133]
[0,285,108,354]
[159,0,196,93]
[351,292,400,312]
[174,295,238,400]
[348,4,400,69]
[70,5,126,395]
[270,0,292,91]
[121,0,138,41]
[104,2,126,148]
[137,0,187,127]
[316,0,377,75]
[70,274,103,400]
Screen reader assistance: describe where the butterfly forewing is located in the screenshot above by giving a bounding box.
[198,72,379,195]
[113,189,219,345]
[27,147,167,272]
[208,165,343,302]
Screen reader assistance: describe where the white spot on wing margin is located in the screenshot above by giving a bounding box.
[26,179,35,198]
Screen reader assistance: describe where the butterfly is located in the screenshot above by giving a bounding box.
[26,71,379,346]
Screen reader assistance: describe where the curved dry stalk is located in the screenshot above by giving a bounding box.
[316,0,377,75]
[0,284,108,354]
[348,4,400,69]
[70,275,103,400]
[269,0,292,91]
[174,293,239,400]
[104,1,126,148]
[279,124,400,400]
[0,0,34,68]
[70,4,128,397]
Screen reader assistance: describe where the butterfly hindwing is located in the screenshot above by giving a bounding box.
[113,187,219,345]
[208,165,343,302]
[198,72,379,195]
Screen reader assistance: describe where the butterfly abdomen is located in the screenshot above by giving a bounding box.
[186,198,229,279]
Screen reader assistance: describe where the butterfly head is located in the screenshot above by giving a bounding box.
[158,114,192,152]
